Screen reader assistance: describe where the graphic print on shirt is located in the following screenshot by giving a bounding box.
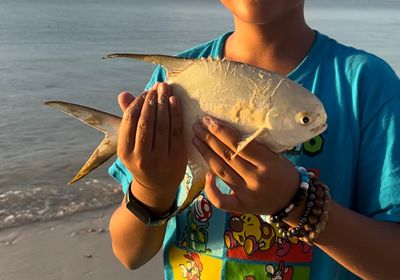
[302,134,325,157]
[179,194,213,253]
[241,261,294,280]
[179,251,203,280]
[224,213,312,262]
[225,259,309,280]
[265,261,294,280]
[285,134,326,158]
[169,245,223,280]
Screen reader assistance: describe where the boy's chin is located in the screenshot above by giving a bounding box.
[221,0,303,25]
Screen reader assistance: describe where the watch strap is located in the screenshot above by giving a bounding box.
[125,183,177,226]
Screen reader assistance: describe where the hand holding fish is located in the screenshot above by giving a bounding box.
[192,115,300,215]
[117,83,188,214]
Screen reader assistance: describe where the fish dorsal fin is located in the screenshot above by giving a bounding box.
[103,53,195,80]
[232,127,267,158]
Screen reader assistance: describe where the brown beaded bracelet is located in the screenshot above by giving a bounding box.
[299,179,330,244]
[267,173,331,245]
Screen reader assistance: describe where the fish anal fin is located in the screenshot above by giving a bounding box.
[232,127,267,158]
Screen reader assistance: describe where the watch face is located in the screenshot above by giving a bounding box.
[125,188,170,226]
[126,191,151,225]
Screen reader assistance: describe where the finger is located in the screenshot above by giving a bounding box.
[134,87,157,154]
[201,116,277,166]
[204,172,241,212]
[118,96,145,159]
[118,91,135,112]
[169,95,185,154]
[192,121,255,174]
[192,135,246,192]
[153,82,171,157]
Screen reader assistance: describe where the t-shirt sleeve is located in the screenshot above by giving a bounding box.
[355,58,400,222]
[356,92,400,222]
[108,66,167,194]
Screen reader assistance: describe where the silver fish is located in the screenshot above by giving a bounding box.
[45,54,327,217]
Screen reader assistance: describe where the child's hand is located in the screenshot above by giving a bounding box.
[192,116,300,215]
[117,82,188,213]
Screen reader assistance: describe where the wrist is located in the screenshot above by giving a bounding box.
[268,172,331,244]
[129,179,177,216]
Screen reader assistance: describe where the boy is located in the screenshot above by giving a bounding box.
[108,1,400,279]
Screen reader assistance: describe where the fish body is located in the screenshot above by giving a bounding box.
[46,54,327,219]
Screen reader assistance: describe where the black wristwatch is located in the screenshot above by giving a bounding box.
[125,183,176,226]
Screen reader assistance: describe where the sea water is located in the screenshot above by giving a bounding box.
[0,0,398,229]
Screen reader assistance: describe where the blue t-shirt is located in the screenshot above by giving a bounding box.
[108,31,400,279]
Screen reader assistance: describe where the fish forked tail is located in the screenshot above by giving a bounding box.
[44,101,121,185]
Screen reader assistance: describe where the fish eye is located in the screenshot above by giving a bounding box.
[297,112,312,126]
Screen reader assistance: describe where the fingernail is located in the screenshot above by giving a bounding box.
[206,172,212,181]
[192,136,201,146]
[192,122,202,133]
[158,83,166,95]
[151,82,159,91]
[202,116,211,127]
[148,92,157,106]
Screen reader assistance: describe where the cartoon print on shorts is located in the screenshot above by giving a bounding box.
[225,213,312,262]
[180,194,213,253]
[179,251,203,280]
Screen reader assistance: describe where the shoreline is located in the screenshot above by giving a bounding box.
[0,205,164,280]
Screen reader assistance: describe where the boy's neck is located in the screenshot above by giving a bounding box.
[223,8,315,76]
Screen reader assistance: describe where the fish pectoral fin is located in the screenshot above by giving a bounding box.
[68,134,118,185]
[103,53,195,81]
[232,127,267,158]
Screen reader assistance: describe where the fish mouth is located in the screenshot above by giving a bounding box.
[311,123,327,135]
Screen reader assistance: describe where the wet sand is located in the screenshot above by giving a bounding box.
[0,206,164,280]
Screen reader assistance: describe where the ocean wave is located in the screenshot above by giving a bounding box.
[0,179,122,230]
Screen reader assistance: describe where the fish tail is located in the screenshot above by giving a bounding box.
[44,101,121,184]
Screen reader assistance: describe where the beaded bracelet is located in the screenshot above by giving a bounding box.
[267,172,331,245]
[300,179,330,243]
[269,166,310,223]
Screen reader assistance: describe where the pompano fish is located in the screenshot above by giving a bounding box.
[45,53,327,219]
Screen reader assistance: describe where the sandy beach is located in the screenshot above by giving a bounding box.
[0,206,164,280]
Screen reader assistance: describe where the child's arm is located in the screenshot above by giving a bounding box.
[109,190,169,269]
[109,83,187,269]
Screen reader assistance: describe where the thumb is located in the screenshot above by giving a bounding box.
[118,91,135,112]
